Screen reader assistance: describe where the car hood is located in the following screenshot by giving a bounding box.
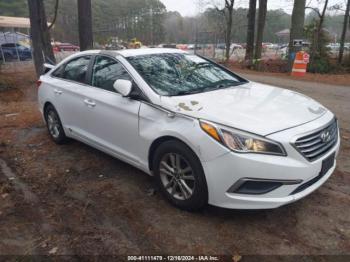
[159,82,327,136]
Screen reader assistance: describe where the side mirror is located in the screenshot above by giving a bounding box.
[113,79,133,97]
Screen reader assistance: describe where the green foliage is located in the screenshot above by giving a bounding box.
[164,11,187,43]
[0,0,28,16]
[177,7,291,45]
[1,0,348,46]
[307,55,332,73]
[265,9,291,43]
[43,0,166,45]
[305,20,332,73]
[44,0,79,44]
[306,12,350,42]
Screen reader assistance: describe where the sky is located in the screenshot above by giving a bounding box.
[160,0,345,17]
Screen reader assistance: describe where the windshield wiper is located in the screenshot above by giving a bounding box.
[172,80,243,96]
[205,80,243,91]
[173,89,203,96]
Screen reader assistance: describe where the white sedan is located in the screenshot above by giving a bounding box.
[38,48,340,210]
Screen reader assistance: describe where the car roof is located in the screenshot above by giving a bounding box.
[113,48,188,57]
[61,48,189,64]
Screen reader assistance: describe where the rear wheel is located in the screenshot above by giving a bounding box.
[44,105,68,144]
[153,140,208,211]
[4,53,15,61]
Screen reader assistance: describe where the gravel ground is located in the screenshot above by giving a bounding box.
[0,66,349,257]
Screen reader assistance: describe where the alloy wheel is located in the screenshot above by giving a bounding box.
[159,153,196,200]
[47,110,61,139]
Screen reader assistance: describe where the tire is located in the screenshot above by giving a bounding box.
[44,104,68,144]
[152,140,208,211]
[4,53,14,61]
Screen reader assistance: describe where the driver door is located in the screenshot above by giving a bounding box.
[81,55,142,166]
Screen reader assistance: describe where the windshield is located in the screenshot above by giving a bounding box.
[127,53,246,96]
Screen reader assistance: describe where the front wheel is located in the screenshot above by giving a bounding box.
[153,140,208,211]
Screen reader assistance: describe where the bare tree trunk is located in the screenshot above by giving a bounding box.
[319,0,328,32]
[48,0,59,30]
[254,0,267,61]
[315,0,329,53]
[288,0,306,71]
[338,0,350,64]
[214,0,235,63]
[40,1,56,64]
[225,8,233,62]
[28,0,56,77]
[245,0,257,64]
[77,0,93,51]
[28,0,44,77]
[224,0,235,63]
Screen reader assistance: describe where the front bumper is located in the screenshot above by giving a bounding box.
[202,111,340,209]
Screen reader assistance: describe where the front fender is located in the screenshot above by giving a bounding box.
[138,103,229,166]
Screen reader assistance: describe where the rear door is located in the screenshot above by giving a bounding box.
[49,55,93,136]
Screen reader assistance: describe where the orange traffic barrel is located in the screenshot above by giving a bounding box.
[291,51,309,77]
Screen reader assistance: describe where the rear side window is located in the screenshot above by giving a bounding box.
[91,55,131,92]
[52,56,91,84]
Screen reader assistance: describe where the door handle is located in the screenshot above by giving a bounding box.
[54,89,63,95]
[84,99,96,107]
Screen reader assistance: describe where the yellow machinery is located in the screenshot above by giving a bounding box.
[128,38,142,49]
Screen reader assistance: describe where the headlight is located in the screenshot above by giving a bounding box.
[200,120,286,156]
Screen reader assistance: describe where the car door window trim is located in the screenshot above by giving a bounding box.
[50,52,150,102]
[50,55,93,85]
[88,54,150,102]
[90,54,132,93]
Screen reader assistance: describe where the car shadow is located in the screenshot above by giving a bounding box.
[59,138,302,221]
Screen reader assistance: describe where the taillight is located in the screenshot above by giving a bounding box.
[36,80,42,88]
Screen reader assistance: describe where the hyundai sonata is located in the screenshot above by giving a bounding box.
[38,49,340,210]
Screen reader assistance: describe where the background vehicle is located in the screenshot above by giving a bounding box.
[231,43,243,50]
[128,38,142,49]
[105,43,126,50]
[52,42,80,52]
[217,43,226,50]
[187,44,195,50]
[161,44,177,49]
[0,43,32,61]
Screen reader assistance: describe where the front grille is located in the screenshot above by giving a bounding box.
[293,119,338,161]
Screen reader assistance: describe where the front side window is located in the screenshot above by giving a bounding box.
[53,56,91,84]
[127,53,246,96]
[91,56,131,92]
[51,64,65,78]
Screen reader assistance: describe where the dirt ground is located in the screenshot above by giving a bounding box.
[0,65,349,258]
[229,65,350,87]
